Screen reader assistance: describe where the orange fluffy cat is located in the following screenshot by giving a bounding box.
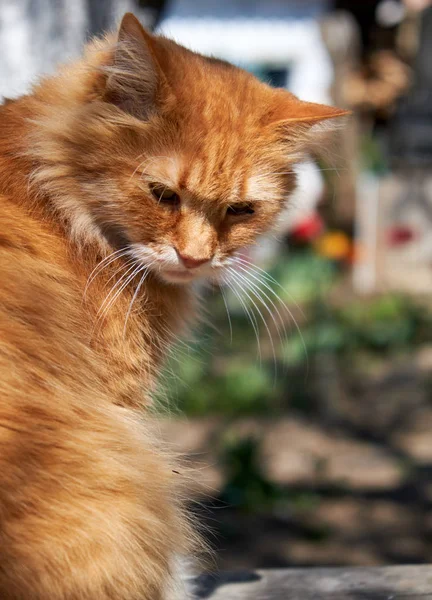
[0,13,346,600]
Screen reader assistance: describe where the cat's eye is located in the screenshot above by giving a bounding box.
[226,203,255,217]
[149,184,180,207]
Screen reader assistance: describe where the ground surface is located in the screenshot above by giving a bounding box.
[194,565,432,599]
[161,348,432,569]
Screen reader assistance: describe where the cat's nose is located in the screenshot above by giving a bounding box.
[176,251,210,269]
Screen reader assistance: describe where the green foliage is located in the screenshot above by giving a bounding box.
[285,293,431,364]
[218,436,331,535]
[360,133,388,174]
[161,248,432,517]
[162,249,432,417]
[271,251,337,304]
[219,435,281,511]
[165,344,281,416]
[340,294,426,351]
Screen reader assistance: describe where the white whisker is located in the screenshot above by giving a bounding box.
[84,247,131,299]
[222,275,262,365]
[219,284,233,344]
[235,255,306,319]
[232,256,309,376]
[232,264,288,345]
[103,256,137,290]
[227,268,277,377]
[122,262,155,338]
[97,261,141,320]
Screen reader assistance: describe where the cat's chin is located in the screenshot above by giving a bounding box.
[159,269,198,285]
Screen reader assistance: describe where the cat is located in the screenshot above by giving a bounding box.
[0,12,347,600]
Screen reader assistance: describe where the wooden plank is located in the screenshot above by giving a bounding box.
[193,566,432,599]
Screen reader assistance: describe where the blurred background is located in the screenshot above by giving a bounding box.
[3,0,432,570]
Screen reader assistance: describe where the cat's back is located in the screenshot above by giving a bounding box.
[0,193,92,397]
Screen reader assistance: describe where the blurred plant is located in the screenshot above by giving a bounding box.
[219,434,281,512]
[218,434,332,539]
[167,353,278,416]
[284,292,431,364]
[161,248,432,417]
[314,231,353,262]
[360,133,388,174]
[160,247,432,519]
[271,250,338,305]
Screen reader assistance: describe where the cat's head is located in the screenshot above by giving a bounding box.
[30,13,347,285]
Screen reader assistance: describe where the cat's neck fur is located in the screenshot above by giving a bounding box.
[0,97,195,409]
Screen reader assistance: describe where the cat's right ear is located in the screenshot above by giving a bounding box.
[104,13,171,120]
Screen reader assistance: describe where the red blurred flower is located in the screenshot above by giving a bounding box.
[291,213,324,242]
[388,226,416,246]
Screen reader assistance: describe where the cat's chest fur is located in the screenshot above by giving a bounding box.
[86,261,194,407]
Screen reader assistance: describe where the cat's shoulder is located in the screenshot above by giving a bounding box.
[0,194,80,315]
[0,194,65,261]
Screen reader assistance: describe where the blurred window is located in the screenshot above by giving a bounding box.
[164,0,330,20]
[247,65,291,88]
[264,67,290,88]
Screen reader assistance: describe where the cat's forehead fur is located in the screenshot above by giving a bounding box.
[141,153,279,207]
[119,36,293,203]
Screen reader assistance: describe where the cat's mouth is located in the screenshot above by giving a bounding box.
[128,242,220,285]
[161,268,197,284]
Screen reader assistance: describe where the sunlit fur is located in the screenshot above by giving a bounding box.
[0,12,347,600]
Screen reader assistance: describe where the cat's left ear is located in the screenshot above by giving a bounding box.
[265,92,350,159]
[104,13,171,119]
[268,91,350,128]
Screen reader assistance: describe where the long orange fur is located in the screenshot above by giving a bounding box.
[0,13,347,599]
